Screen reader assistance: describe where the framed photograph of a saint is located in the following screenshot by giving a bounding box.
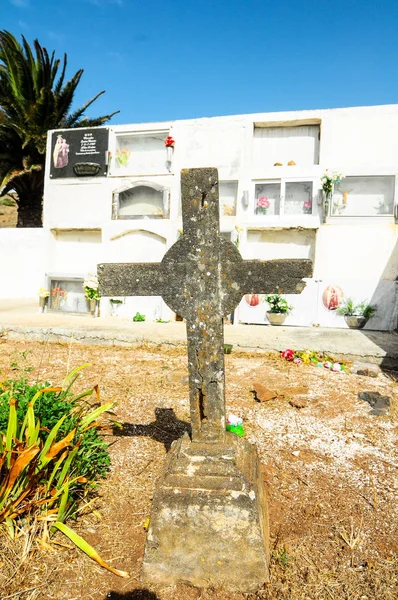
[244,294,265,307]
[322,285,344,311]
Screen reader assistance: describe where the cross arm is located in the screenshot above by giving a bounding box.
[97,263,166,297]
[240,259,313,295]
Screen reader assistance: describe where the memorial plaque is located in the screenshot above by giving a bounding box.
[50,128,109,179]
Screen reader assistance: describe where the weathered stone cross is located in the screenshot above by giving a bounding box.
[98,168,311,445]
[97,168,312,591]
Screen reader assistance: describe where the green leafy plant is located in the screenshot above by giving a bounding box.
[264,294,292,314]
[336,298,377,319]
[0,366,128,577]
[133,312,145,322]
[110,298,123,305]
[272,546,290,568]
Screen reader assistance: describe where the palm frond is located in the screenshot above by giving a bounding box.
[0,30,119,226]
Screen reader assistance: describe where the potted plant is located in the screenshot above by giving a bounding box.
[83,274,100,316]
[336,298,377,329]
[264,294,292,326]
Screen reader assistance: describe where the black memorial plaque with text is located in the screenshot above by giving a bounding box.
[50,128,109,179]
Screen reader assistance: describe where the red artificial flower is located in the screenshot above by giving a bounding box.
[164,136,175,148]
[281,349,294,361]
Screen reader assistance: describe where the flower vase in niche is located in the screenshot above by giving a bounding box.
[39,288,49,313]
[83,274,99,317]
[303,200,312,215]
[256,196,270,215]
[164,136,175,163]
[51,286,66,311]
[321,171,343,218]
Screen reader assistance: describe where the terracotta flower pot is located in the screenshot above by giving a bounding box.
[344,316,368,329]
[266,312,287,326]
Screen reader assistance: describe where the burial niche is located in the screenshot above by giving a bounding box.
[112,182,169,219]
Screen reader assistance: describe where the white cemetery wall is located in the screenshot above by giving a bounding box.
[313,223,398,330]
[43,181,111,229]
[99,226,173,321]
[0,229,49,298]
[40,105,398,329]
[320,105,398,173]
[48,230,102,274]
[175,121,246,180]
[237,229,316,326]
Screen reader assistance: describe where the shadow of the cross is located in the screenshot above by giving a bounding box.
[114,407,191,451]
[104,590,159,599]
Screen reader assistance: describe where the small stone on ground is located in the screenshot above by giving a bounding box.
[358,391,391,415]
[351,362,381,377]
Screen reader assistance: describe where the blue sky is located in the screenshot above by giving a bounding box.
[2,0,398,125]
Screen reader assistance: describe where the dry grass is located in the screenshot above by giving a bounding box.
[0,339,397,600]
[0,203,17,228]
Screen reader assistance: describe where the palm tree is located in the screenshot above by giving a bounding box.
[0,31,119,227]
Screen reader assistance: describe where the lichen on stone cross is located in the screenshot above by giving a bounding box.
[98,167,312,445]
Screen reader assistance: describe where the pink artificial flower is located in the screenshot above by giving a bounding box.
[281,349,294,361]
[256,196,270,209]
[293,357,302,364]
[303,201,312,208]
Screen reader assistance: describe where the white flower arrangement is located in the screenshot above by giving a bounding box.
[321,171,344,195]
[83,273,99,300]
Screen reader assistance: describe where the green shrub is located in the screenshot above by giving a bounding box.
[133,312,145,322]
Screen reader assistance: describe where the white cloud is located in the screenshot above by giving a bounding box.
[10,0,29,7]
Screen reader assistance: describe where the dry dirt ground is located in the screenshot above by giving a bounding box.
[0,339,397,600]
[0,204,17,228]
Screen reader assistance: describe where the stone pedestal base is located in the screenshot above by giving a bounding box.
[142,433,269,592]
